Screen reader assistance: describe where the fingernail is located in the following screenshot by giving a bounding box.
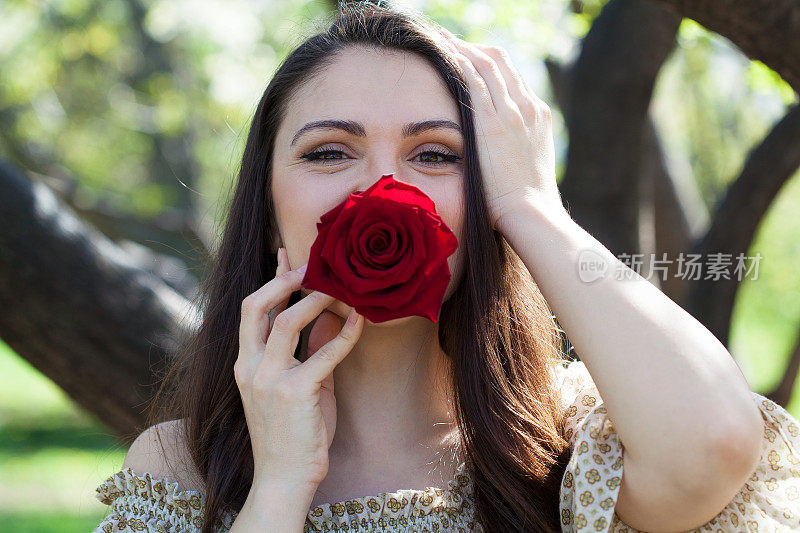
[297,263,308,275]
[346,308,359,327]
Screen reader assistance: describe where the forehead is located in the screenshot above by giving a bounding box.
[284,45,459,131]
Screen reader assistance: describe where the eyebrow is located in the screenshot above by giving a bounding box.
[289,119,462,147]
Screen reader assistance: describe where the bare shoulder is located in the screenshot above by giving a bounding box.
[122,418,205,493]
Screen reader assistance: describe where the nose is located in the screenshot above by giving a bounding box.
[356,145,403,190]
[356,168,399,193]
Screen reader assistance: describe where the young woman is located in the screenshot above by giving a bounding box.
[94,2,800,532]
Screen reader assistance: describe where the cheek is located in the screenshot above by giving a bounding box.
[434,196,466,298]
[273,177,342,268]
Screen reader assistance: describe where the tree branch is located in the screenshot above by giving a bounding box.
[650,0,800,94]
[0,160,198,439]
[765,325,800,407]
[689,104,800,345]
[558,0,682,255]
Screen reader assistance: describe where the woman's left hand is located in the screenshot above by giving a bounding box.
[440,28,568,230]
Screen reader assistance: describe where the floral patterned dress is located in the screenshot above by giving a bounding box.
[94,359,800,532]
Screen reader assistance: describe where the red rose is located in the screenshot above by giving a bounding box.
[300,173,458,323]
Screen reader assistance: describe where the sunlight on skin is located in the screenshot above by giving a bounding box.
[268,45,468,474]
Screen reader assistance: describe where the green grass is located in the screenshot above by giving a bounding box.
[0,512,109,533]
[0,342,127,532]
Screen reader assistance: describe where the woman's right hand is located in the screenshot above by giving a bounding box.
[234,247,365,489]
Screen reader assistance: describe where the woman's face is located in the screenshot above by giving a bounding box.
[271,45,466,325]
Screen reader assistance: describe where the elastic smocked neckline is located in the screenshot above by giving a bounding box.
[96,460,475,530]
[95,466,222,530]
[304,459,474,529]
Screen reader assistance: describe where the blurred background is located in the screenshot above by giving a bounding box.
[1,0,799,530]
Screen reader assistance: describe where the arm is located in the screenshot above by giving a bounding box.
[497,203,765,532]
[438,29,764,530]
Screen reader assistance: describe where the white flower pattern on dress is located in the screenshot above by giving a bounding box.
[91,359,800,532]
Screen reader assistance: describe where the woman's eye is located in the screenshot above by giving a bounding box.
[414,150,462,166]
[300,149,350,163]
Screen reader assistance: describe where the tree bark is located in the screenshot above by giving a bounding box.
[559,0,682,256]
[650,0,800,94]
[0,160,197,439]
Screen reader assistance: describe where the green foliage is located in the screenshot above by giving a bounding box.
[648,17,800,407]
[730,174,800,410]
[653,19,798,209]
[0,0,332,227]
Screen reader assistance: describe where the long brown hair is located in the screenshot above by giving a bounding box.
[146,2,573,531]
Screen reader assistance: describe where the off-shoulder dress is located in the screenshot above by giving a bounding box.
[94,359,800,532]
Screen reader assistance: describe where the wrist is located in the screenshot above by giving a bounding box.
[233,479,317,532]
[495,197,596,287]
[251,476,318,504]
[495,196,574,238]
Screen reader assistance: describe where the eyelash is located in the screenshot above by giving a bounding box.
[300,146,462,166]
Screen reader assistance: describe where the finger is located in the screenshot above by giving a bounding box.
[263,290,337,367]
[238,257,304,355]
[293,308,364,384]
[443,32,521,125]
[440,34,496,122]
[472,43,540,124]
[306,309,346,361]
[236,249,293,385]
[263,247,292,342]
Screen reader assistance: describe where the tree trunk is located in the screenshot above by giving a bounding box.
[0,160,196,440]
[559,0,682,256]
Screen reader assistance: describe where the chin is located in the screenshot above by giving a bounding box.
[330,299,417,327]
[300,288,419,327]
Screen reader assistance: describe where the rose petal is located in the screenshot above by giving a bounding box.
[301,173,458,323]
